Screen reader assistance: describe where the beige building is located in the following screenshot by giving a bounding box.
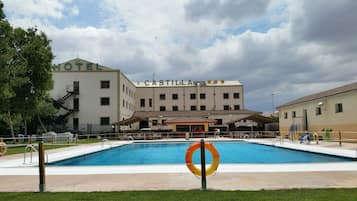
[121,80,254,132]
[135,80,244,112]
[277,82,357,138]
[51,58,135,133]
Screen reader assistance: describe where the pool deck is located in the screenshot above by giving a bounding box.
[1,138,357,191]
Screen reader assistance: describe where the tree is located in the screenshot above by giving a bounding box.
[0,2,4,19]
[0,2,56,140]
[0,2,28,140]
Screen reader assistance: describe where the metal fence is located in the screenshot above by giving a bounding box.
[3,130,357,146]
[1,131,280,144]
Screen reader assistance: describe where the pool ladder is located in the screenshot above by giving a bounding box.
[23,144,48,164]
[101,139,112,148]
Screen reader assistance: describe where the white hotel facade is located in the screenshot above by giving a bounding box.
[51,58,135,133]
[51,58,256,133]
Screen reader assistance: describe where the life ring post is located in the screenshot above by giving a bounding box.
[200,139,207,191]
[185,140,220,189]
[38,142,46,192]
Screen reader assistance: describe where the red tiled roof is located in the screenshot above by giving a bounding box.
[277,82,357,109]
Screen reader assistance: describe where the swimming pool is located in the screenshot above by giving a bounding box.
[50,141,352,166]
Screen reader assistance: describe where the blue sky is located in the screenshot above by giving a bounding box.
[3,0,357,113]
[50,0,104,28]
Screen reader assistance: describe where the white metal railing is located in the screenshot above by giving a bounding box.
[5,130,357,144]
[23,144,37,164]
[115,131,280,140]
[23,144,48,164]
[101,138,112,148]
[1,131,282,143]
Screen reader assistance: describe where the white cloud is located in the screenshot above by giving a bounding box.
[69,5,79,16]
[184,0,272,26]
[2,0,71,19]
[3,0,357,112]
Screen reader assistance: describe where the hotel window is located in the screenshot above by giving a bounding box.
[234,105,240,110]
[191,105,197,111]
[73,118,79,130]
[234,93,240,99]
[149,98,152,107]
[200,93,206,99]
[100,80,110,89]
[73,81,79,94]
[122,84,125,92]
[292,111,296,118]
[200,105,206,111]
[73,98,79,111]
[160,106,166,111]
[100,97,110,106]
[223,93,229,99]
[172,94,178,100]
[140,99,145,107]
[160,94,166,100]
[152,120,158,126]
[190,93,196,100]
[122,100,125,107]
[100,117,110,125]
[172,106,178,111]
[316,107,322,115]
[335,103,343,113]
[223,105,230,110]
[284,112,288,119]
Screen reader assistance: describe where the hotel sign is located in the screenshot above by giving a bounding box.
[53,61,103,72]
[143,80,195,86]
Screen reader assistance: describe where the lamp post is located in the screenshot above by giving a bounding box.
[248,123,253,137]
[159,115,163,130]
[111,124,115,133]
[271,93,275,113]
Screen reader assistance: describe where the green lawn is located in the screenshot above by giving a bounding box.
[77,139,103,144]
[1,189,357,201]
[6,144,75,155]
[4,139,107,155]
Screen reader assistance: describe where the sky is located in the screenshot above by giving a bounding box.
[2,0,357,113]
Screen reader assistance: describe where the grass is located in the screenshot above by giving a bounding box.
[1,189,357,201]
[4,139,106,155]
[77,139,103,144]
[6,144,75,155]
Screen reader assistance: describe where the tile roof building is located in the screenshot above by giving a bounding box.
[277,82,357,138]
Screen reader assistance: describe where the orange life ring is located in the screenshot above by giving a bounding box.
[185,141,220,176]
[0,142,7,156]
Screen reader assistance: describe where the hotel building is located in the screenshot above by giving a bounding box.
[51,58,135,133]
[135,80,243,112]
[51,58,258,133]
[277,82,357,138]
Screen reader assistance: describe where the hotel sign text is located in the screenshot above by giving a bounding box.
[53,62,103,71]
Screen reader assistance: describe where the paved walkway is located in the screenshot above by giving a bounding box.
[1,171,357,191]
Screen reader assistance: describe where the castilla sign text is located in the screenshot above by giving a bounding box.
[142,80,195,86]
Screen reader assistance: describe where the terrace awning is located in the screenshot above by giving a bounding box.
[114,116,143,126]
[165,117,217,124]
[226,114,276,125]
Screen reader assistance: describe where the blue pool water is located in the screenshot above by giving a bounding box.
[50,142,352,166]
